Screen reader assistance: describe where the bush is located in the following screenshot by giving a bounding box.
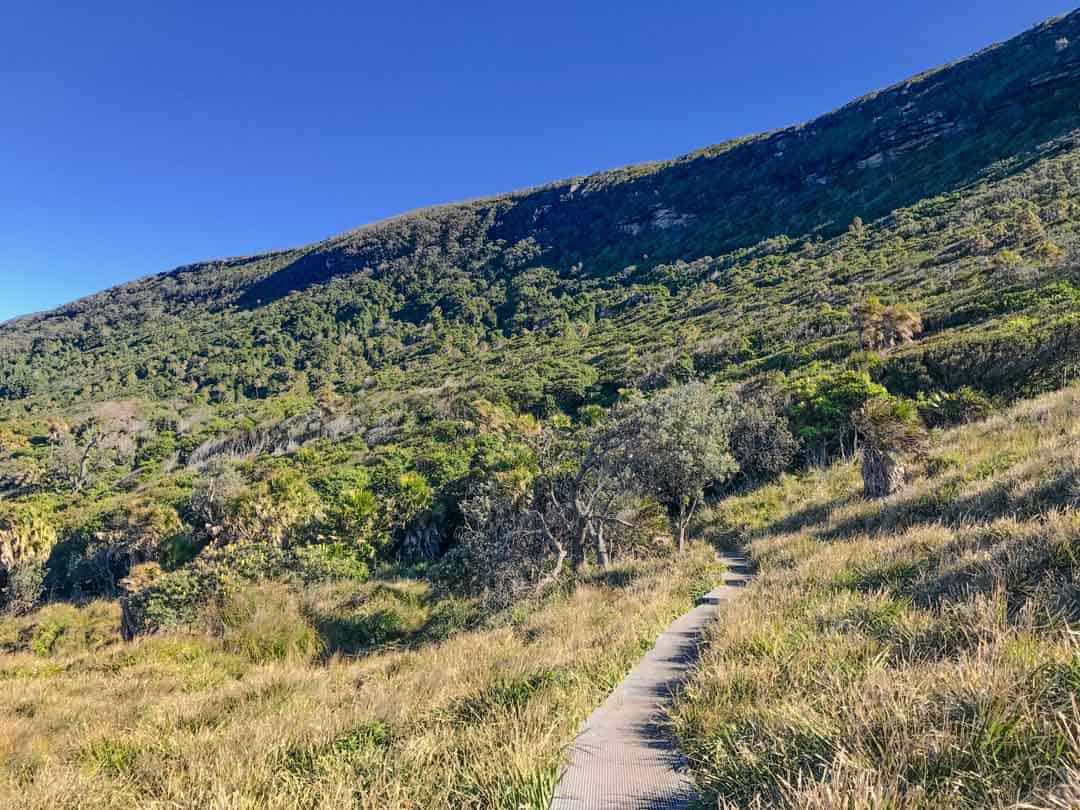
[295,542,370,582]
[29,617,65,656]
[120,538,372,638]
[120,543,293,638]
[917,387,993,428]
[787,370,888,463]
[44,531,128,600]
[728,381,799,482]
[0,504,57,580]
[2,559,46,615]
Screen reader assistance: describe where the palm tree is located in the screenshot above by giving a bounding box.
[852,397,925,498]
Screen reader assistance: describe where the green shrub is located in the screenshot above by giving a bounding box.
[29,617,65,656]
[121,543,293,638]
[159,533,201,570]
[2,559,46,615]
[917,387,993,428]
[295,542,370,582]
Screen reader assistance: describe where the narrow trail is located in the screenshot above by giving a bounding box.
[549,551,755,810]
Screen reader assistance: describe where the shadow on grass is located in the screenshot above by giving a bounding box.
[306,595,480,660]
[764,466,1080,546]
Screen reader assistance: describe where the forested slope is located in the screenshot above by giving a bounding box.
[1,9,1079,663]
[3,10,1080,810]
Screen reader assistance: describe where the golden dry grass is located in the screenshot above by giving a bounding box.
[0,549,721,809]
[674,385,1080,809]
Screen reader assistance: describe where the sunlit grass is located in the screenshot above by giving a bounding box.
[674,384,1080,808]
[0,548,721,809]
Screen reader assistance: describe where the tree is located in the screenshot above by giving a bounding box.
[728,380,799,483]
[616,383,737,551]
[852,396,925,498]
[46,403,145,493]
[851,297,922,353]
[787,370,887,463]
[523,422,638,573]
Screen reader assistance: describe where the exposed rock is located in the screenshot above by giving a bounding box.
[858,152,886,169]
[651,208,696,230]
[617,207,695,236]
[1029,60,1080,87]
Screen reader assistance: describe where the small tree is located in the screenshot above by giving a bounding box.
[728,380,799,483]
[852,397,925,498]
[851,297,922,353]
[617,383,737,551]
[46,404,145,493]
[528,423,637,572]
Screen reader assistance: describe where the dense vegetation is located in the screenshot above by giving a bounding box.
[2,10,1080,809]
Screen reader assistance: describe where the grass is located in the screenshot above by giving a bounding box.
[673,384,1080,808]
[7,391,1079,810]
[0,547,722,809]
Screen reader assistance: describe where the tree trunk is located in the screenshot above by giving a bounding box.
[861,448,906,498]
[571,523,587,572]
[595,523,610,570]
[536,543,567,593]
[676,503,687,553]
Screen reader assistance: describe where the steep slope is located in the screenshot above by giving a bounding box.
[2,11,1080,409]
[4,12,1080,810]
[0,13,1077,592]
[675,382,1080,809]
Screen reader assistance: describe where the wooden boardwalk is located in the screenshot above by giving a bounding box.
[549,552,755,810]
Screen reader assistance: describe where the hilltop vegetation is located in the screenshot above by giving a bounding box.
[2,10,1080,809]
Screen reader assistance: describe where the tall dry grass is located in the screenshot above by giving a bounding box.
[0,549,721,809]
[674,385,1080,808]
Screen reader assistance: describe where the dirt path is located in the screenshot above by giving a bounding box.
[549,551,754,810]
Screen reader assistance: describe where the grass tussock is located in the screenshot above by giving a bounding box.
[0,547,721,809]
[674,385,1080,809]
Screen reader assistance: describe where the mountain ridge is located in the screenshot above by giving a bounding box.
[5,9,1080,336]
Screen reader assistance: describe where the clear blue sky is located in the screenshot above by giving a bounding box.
[2,1,1075,322]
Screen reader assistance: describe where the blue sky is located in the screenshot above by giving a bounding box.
[1,1,1075,322]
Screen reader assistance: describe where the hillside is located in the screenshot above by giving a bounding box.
[2,10,1080,809]
[675,383,1080,808]
[3,11,1080,412]
[2,382,1077,809]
